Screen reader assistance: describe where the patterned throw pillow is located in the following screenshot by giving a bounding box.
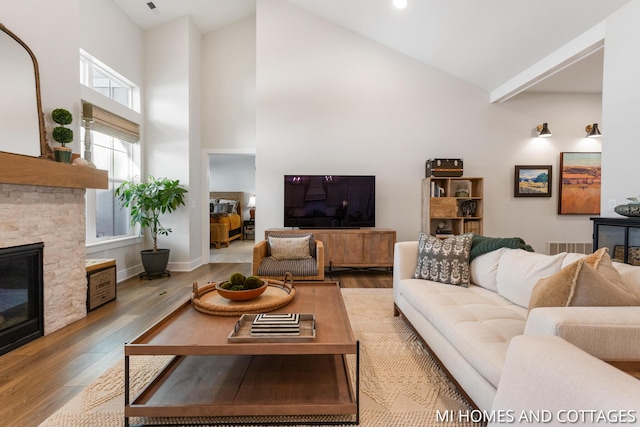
[268,235,312,260]
[414,232,473,287]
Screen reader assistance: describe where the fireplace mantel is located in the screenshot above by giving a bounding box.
[0,151,107,189]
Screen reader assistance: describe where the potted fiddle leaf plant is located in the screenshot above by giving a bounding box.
[51,108,73,163]
[115,176,188,279]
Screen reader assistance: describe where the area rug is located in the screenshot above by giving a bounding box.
[40,288,480,427]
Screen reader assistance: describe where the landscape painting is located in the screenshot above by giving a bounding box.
[514,165,552,197]
[558,152,601,215]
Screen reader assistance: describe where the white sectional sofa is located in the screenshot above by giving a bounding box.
[489,335,640,426]
[393,241,640,412]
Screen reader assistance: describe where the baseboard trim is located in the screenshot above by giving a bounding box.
[168,257,203,272]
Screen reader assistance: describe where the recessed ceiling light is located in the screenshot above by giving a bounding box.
[393,0,408,9]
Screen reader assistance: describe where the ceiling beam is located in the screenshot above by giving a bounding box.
[490,22,605,103]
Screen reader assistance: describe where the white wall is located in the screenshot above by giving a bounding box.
[145,17,203,271]
[490,92,603,251]
[79,0,144,86]
[188,20,203,269]
[1,0,81,153]
[601,0,640,211]
[5,0,628,278]
[79,0,146,280]
[202,15,257,150]
[255,0,601,253]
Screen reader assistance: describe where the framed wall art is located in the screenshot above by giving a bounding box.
[558,152,601,215]
[514,165,552,197]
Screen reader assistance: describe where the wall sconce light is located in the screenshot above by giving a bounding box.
[536,123,552,138]
[585,123,602,138]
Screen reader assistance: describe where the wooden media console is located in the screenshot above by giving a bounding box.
[266,228,396,271]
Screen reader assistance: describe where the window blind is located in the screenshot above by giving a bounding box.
[82,102,140,143]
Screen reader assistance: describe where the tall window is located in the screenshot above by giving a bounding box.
[92,133,137,239]
[80,51,140,112]
[81,51,141,245]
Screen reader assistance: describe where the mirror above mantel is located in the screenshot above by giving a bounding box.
[0,23,55,160]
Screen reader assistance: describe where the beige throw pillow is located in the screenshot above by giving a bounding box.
[529,248,640,310]
[268,235,311,260]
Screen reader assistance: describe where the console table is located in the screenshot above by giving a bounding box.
[591,216,640,265]
[266,228,396,271]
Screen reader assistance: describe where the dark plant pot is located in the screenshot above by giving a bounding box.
[53,147,73,164]
[140,249,170,279]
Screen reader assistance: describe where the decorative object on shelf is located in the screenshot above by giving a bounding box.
[614,204,640,217]
[625,196,640,204]
[430,181,446,197]
[455,183,470,197]
[585,123,602,138]
[614,245,640,266]
[51,108,73,163]
[425,158,463,177]
[435,220,451,235]
[514,165,552,197]
[536,123,552,138]
[461,200,477,217]
[558,152,601,215]
[247,194,256,219]
[115,176,188,279]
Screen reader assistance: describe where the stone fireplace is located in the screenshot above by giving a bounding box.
[0,152,107,352]
[0,183,88,337]
[0,242,44,355]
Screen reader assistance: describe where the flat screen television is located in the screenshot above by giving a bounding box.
[284,175,375,228]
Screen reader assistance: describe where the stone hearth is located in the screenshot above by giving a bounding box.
[0,183,87,334]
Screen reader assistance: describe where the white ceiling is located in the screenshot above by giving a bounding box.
[111,0,630,94]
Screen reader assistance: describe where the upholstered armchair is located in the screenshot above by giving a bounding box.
[252,233,325,281]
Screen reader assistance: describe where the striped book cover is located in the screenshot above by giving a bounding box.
[251,313,300,335]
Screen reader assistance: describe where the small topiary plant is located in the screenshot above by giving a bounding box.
[51,108,73,147]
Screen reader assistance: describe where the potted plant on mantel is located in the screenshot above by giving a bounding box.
[115,176,188,279]
[51,108,73,163]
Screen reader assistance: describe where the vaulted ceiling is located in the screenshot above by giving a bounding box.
[111,0,631,94]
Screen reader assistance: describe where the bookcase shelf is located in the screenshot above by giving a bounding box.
[421,177,484,236]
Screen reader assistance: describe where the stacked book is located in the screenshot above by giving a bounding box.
[251,313,300,336]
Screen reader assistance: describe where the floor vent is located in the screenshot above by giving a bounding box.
[548,241,593,256]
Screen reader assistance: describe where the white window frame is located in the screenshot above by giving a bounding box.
[85,132,141,246]
[80,50,141,113]
[81,50,142,249]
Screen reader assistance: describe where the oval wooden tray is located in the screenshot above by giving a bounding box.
[191,274,295,316]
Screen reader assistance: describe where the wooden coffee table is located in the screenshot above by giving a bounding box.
[124,281,359,426]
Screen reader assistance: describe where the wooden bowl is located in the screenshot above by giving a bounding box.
[215,280,267,301]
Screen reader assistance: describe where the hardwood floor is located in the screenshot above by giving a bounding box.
[0,262,391,427]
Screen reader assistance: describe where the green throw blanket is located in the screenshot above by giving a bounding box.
[470,234,534,262]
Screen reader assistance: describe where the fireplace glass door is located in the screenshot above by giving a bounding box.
[0,242,44,356]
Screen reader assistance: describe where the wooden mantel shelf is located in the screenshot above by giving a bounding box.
[0,151,108,189]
